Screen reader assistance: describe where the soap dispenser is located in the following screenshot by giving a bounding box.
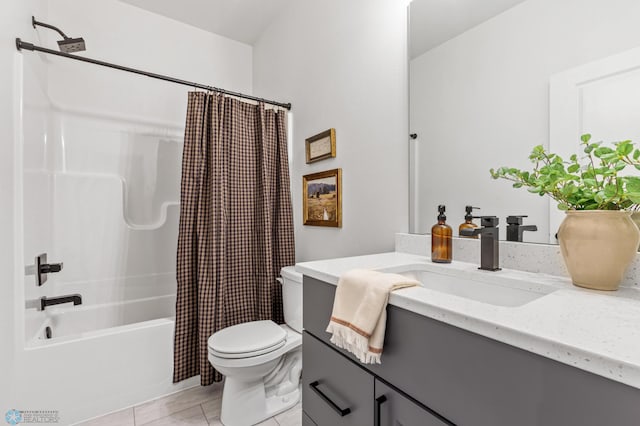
[459,206,480,238]
[431,205,452,263]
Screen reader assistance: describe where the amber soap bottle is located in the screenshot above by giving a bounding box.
[459,205,479,238]
[431,205,452,263]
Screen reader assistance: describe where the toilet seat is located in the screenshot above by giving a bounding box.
[208,320,287,359]
[209,325,301,369]
[210,340,286,359]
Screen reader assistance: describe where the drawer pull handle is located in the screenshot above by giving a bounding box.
[375,395,387,426]
[309,380,352,417]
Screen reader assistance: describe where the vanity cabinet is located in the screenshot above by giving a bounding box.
[302,275,640,426]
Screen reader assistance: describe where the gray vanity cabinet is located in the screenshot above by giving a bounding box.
[375,380,450,426]
[302,275,640,426]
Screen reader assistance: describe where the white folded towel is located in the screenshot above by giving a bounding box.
[325,269,419,364]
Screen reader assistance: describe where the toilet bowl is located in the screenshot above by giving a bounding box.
[208,266,303,426]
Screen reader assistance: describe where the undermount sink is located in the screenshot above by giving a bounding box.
[392,266,556,308]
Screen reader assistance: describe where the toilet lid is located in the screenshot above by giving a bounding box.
[208,320,287,357]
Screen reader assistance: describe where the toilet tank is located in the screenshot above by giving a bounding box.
[280,266,303,333]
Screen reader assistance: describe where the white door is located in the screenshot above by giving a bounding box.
[549,46,640,240]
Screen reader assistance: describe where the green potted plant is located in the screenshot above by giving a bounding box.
[490,134,640,291]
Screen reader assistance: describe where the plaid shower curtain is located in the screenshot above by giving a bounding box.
[173,93,295,385]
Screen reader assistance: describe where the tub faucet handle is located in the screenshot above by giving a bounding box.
[40,263,63,273]
[36,253,64,286]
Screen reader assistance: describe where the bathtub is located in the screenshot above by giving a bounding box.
[25,270,176,339]
[28,294,175,345]
[19,272,199,425]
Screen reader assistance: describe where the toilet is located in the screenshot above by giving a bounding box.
[208,266,303,426]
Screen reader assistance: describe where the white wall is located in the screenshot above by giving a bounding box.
[411,0,640,241]
[253,0,409,262]
[48,0,252,124]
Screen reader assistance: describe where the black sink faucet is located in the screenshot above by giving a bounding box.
[506,215,538,242]
[459,216,501,271]
[39,294,82,311]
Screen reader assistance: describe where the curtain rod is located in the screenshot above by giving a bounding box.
[15,38,292,110]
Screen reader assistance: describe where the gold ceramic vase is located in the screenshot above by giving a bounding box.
[557,210,640,291]
[632,212,640,251]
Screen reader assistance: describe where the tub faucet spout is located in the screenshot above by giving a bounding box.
[39,294,82,311]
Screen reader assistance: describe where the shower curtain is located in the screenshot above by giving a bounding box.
[173,92,295,385]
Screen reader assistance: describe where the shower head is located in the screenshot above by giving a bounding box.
[57,37,86,53]
[32,16,86,53]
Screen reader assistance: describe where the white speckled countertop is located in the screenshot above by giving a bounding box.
[296,252,640,390]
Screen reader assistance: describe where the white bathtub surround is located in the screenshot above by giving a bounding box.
[8,0,254,423]
[296,252,640,390]
[396,232,640,289]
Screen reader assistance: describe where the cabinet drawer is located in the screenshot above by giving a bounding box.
[302,332,374,426]
[375,379,451,426]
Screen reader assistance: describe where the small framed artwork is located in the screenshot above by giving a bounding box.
[305,128,336,164]
[303,168,342,227]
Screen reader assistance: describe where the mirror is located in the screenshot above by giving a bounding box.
[409,0,640,244]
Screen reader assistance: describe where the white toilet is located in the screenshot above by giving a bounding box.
[208,266,303,426]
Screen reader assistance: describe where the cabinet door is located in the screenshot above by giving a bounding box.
[302,332,374,426]
[302,411,317,425]
[375,380,452,426]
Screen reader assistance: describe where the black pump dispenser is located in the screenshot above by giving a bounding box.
[464,206,479,221]
[460,206,480,238]
[438,205,446,222]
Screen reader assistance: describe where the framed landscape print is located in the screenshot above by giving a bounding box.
[305,128,336,163]
[303,168,342,227]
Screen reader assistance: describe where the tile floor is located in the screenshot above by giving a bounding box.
[77,384,301,426]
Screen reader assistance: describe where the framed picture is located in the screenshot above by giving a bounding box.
[305,128,336,164]
[303,168,342,227]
